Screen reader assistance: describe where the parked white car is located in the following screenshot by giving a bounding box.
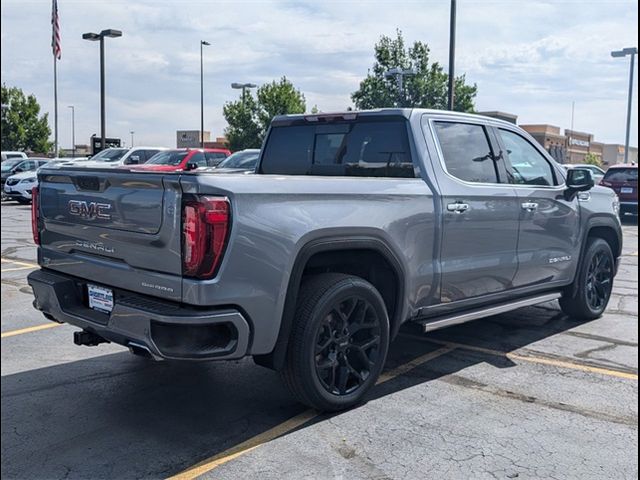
[3,170,39,203]
[1,151,28,162]
[77,147,168,168]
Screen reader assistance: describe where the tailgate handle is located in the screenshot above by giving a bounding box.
[75,176,101,191]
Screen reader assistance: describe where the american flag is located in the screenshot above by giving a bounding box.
[51,0,61,59]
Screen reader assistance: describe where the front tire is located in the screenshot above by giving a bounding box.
[281,273,390,411]
[560,237,614,320]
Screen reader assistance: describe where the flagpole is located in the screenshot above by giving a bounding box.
[54,56,58,156]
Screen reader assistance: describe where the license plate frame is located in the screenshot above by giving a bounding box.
[87,284,114,314]
[621,187,633,194]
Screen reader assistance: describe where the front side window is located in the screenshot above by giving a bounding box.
[189,152,207,167]
[499,129,556,186]
[261,119,417,178]
[433,122,499,183]
[147,151,189,166]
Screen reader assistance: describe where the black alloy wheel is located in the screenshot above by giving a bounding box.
[281,273,390,411]
[314,296,382,396]
[585,250,613,311]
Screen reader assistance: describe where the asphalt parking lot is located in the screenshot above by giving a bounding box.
[1,201,638,480]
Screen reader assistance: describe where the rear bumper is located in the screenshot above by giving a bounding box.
[27,269,251,361]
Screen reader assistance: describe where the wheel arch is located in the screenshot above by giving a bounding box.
[254,236,406,371]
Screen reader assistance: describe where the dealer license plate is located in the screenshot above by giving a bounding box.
[87,284,113,313]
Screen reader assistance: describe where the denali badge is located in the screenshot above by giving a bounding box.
[75,240,115,253]
[68,200,112,220]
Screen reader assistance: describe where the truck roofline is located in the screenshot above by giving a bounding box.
[271,108,519,130]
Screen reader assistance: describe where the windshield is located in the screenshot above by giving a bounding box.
[603,168,638,183]
[90,148,128,162]
[1,159,24,172]
[146,150,189,166]
[217,151,259,169]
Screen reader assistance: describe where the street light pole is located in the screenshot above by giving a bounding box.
[82,29,122,153]
[611,47,638,164]
[231,82,257,106]
[130,130,135,148]
[383,68,416,107]
[200,40,210,148]
[447,0,457,110]
[67,105,75,158]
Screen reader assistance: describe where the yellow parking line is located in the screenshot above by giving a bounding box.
[1,323,63,338]
[402,335,638,381]
[1,265,37,272]
[631,251,638,257]
[0,258,39,268]
[168,345,454,480]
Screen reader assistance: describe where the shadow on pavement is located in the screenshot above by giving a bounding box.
[1,305,588,479]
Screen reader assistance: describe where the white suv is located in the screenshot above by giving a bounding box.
[78,147,168,168]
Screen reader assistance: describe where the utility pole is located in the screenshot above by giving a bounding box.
[67,105,75,158]
[447,0,457,110]
[200,40,210,148]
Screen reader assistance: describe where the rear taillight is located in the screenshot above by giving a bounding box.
[182,196,230,278]
[31,186,40,245]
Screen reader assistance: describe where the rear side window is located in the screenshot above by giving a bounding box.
[261,119,417,178]
[603,168,638,183]
[499,129,557,186]
[433,122,499,183]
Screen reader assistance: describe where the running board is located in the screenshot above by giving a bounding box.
[417,292,562,333]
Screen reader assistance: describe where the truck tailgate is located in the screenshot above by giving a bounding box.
[37,168,184,301]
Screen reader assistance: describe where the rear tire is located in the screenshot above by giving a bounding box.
[281,273,390,411]
[560,237,614,321]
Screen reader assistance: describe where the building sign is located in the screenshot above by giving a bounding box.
[91,137,121,154]
[569,138,589,148]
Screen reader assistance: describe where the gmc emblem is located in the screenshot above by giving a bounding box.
[68,200,112,220]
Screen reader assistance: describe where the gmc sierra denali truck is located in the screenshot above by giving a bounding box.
[28,109,622,411]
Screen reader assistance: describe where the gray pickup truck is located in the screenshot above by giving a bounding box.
[28,109,622,411]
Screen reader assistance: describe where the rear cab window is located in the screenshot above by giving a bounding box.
[260,117,419,178]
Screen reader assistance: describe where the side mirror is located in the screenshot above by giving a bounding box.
[128,155,141,165]
[565,168,594,200]
[185,162,199,171]
[13,167,24,173]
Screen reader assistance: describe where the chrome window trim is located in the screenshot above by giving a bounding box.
[424,115,567,191]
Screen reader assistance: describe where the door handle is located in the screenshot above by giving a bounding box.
[521,202,538,212]
[447,202,470,213]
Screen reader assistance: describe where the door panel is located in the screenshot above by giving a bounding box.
[496,127,580,287]
[429,120,520,303]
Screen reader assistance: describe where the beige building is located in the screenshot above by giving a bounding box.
[602,144,639,166]
[176,130,211,148]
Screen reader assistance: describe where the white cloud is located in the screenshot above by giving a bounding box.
[1,0,637,148]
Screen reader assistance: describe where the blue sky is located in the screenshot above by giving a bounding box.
[1,0,638,149]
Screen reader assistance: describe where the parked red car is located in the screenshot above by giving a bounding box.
[131,148,230,172]
[600,164,638,216]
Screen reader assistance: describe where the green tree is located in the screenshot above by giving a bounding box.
[351,30,477,112]
[583,152,603,167]
[222,94,262,152]
[223,76,306,151]
[1,84,52,152]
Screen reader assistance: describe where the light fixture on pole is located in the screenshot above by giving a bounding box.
[231,82,257,105]
[200,40,210,148]
[82,29,123,154]
[611,47,638,164]
[67,105,75,158]
[383,67,416,107]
